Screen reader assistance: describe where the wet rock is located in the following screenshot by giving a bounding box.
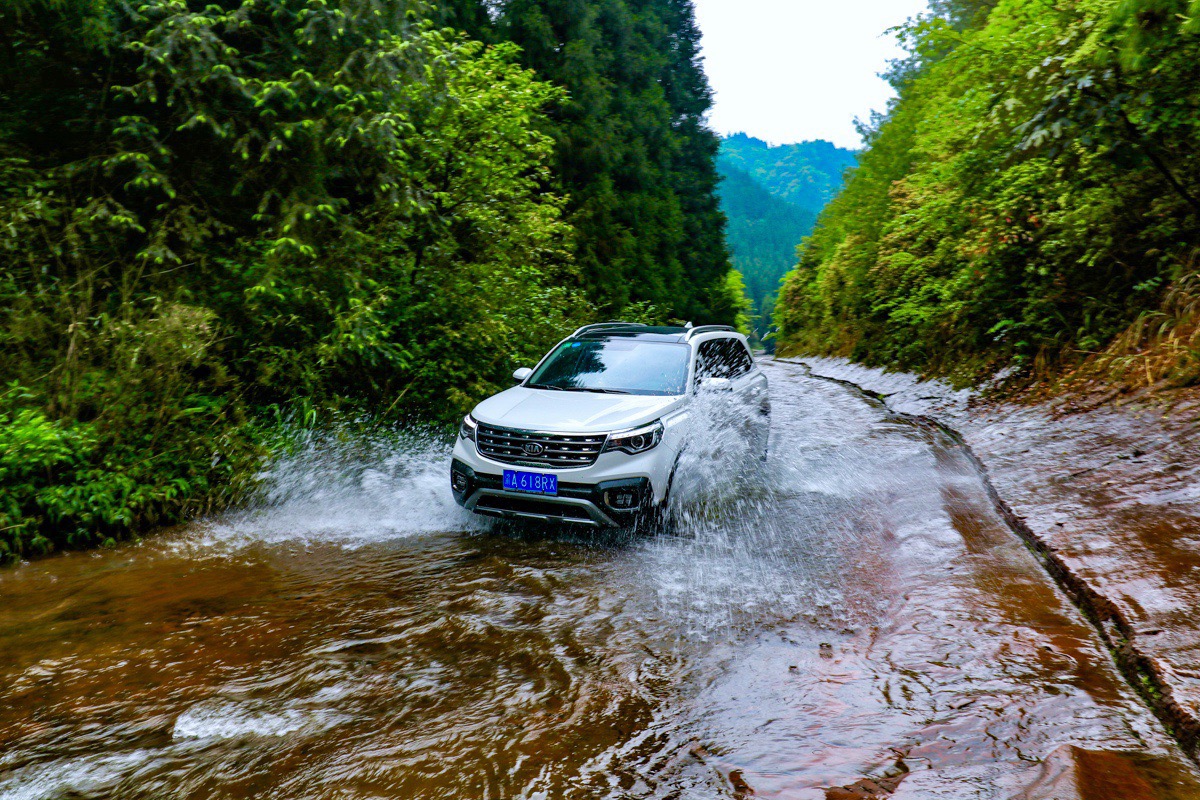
[825,754,909,799]
[825,774,906,799]
[1012,745,1158,800]
[728,768,754,796]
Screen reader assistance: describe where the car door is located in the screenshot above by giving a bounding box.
[728,338,769,455]
[719,338,768,449]
[695,337,767,451]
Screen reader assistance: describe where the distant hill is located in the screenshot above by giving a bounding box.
[717,165,816,333]
[716,134,856,342]
[720,133,857,212]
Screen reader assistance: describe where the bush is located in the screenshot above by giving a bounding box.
[0,1,590,560]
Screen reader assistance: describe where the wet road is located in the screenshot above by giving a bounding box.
[2,360,1199,799]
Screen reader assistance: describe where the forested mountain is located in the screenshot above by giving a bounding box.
[720,134,857,212]
[715,135,853,339]
[0,0,737,561]
[440,0,738,323]
[716,164,816,333]
[776,0,1200,388]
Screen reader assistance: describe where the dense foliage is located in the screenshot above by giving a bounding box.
[776,0,1200,386]
[0,0,733,561]
[716,135,853,338]
[442,0,740,323]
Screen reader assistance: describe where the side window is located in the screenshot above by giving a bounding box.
[696,338,752,380]
[730,340,754,377]
[695,340,727,379]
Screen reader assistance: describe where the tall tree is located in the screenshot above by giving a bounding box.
[443,0,734,323]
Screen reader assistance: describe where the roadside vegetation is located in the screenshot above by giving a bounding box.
[0,0,744,562]
[775,0,1200,390]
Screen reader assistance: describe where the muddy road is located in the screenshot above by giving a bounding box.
[2,360,1198,799]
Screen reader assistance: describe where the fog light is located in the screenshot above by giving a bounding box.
[604,489,639,510]
[451,472,469,494]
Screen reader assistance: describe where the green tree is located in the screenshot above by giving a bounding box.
[442,0,734,322]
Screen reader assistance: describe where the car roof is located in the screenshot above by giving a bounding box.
[571,323,741,344]
[576,327,689,343]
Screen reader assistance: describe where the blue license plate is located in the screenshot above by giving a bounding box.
[503,470,558,495]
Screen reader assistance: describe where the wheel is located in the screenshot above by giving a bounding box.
[636,458,679,533]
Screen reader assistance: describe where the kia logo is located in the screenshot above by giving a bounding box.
[523,442,545,456]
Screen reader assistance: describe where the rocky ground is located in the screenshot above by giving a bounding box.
[795,356,1200,768]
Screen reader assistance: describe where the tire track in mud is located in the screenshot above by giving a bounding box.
[785,357,1200,765]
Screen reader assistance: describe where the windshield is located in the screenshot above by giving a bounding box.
[526,339,690,396]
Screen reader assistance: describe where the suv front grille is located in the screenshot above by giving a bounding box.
[476,423,606,468]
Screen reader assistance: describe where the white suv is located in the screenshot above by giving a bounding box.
[451,322,769,528]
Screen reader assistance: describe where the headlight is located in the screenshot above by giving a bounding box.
[459,414,478,442]
[602,420,664,455]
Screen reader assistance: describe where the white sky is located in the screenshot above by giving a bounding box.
[692,0,931,149]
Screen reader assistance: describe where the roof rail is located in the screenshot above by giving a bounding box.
[569,321,649,338]
[684,324,736,340]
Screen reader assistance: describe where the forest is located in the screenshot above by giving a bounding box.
[775,0,1200,388]
[0,0,743,561]
[717,134,854,339]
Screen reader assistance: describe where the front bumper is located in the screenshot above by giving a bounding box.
[451,459,655,528]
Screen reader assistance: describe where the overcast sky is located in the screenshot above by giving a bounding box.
[692,0,930,149]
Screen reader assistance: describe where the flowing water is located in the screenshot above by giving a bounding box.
[2,360,1199,799]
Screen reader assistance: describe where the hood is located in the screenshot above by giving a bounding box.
[472,387,685,433]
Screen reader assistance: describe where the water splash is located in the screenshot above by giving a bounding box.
[641,385,913,637]
[0,752,154,800]
[190,423,483,551]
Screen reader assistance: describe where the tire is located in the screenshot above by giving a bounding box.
[637,457,679,533]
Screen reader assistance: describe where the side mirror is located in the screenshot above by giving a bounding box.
[513,367,533,383]
[698,376,733,392]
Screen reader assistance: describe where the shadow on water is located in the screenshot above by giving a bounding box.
[1,362,1199,799]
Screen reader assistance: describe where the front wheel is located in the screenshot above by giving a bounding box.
[635,502,670,533]
[635,458,679,533]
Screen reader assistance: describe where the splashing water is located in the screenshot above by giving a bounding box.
[190,424,483,551]
[3,360,1198,800]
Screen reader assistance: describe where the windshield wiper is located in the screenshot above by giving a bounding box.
[528,383,631,394]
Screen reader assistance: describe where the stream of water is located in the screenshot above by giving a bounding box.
[1,360,1197,799]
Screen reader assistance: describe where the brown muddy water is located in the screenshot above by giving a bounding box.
[2,360,1199,799]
